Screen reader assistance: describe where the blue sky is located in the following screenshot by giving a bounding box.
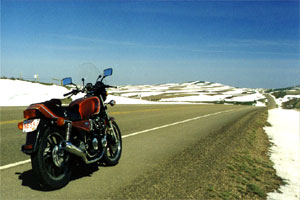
[1,0,299,88]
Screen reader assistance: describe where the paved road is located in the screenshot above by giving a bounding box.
[264,93,277,109]
[0,104,260,199]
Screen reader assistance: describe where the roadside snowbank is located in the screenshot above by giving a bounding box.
[264,109,300,200]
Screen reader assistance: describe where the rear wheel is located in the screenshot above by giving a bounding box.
[102,121,122,166]
[31,128,71,189]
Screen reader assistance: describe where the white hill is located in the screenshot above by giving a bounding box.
[109,81,266,106]
[0,79,266,106]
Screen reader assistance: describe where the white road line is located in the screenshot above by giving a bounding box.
[122,108,239,138]
[0,159,31,170]
[0,107,245,170]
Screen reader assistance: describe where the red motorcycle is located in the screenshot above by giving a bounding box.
[18,68,122,189]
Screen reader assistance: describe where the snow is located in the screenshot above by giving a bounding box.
[0,79,267,107]
[106,95,158,104]
[160,94,232,102]
[225,92,265,102]
[264,109,300,200]
[109,82,266,107]
[120,91,163,98]
[0,79,70,106]
[255,101,267,107]
[274,95,300,107]
[222,88,247,95]
[0,79,154,106]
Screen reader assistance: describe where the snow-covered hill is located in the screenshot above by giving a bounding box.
[109,81,266,106]
[0,79,153,106]
[0,79,70,106]
[0,79,266,106]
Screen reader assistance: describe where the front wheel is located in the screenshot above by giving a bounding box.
[102,121,122,166]
[31,128,71,189]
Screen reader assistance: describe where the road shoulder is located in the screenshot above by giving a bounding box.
[111,108,283,199]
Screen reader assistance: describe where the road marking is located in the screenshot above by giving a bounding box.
[0,119,23,125]
[0,159,31,170]
[122,108,241,139]
[110,108,161,115]
[0,107,246,170]
[110,106,202,115]
[0,106,202,125]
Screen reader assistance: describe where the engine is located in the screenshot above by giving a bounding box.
[72,117,107,159]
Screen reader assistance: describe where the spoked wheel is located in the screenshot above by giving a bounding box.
[31,128,71,189]
[102,121,122,166]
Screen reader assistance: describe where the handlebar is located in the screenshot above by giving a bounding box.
[63,89,79,97]
[63,84,117,97]
[105,84,117,89]
[63,91,73,97]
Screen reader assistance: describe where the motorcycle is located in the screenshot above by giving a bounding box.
[18,68,122,189]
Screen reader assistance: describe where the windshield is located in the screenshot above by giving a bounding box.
[72,63,101,85]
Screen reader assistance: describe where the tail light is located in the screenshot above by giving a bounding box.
[24,109,37,119]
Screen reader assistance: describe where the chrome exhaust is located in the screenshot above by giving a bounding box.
[62,141,102,164]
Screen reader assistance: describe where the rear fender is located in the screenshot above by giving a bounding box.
[22,129,40,155]
[21,119,64,155]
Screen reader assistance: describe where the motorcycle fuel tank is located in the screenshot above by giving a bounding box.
[69,96,100,120]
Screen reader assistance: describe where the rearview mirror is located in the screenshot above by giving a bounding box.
[62,77,72,86]
[103,68,113,77]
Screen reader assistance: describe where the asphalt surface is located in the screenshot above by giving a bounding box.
[0,104,260,199]
[264,93,277,109]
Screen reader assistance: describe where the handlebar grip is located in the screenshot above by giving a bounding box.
[63,91,73,97]
[106,85,117,89]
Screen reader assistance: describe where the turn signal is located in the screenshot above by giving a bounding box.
[18,121,24,130]
[56,117,65,126]
[24,109,36,119]
[109,100,116,106]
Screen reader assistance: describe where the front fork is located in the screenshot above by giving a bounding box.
[106,117,119,146]
[102,100,118,142]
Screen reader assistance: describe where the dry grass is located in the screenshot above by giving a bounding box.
[111,109,284,199]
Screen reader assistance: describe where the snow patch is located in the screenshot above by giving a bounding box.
[160,94,232,102]
[106,95,158,104]
[0,79,69,106]
[264,109,300,200]
[274,95,300,108]
[0,79,266,107]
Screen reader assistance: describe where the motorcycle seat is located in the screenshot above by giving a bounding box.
[41,99,81,121]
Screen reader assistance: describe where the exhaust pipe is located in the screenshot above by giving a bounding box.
[62,141,89,163]
[62,141,102,164]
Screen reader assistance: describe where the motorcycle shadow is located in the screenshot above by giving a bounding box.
[16,163,100,191]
